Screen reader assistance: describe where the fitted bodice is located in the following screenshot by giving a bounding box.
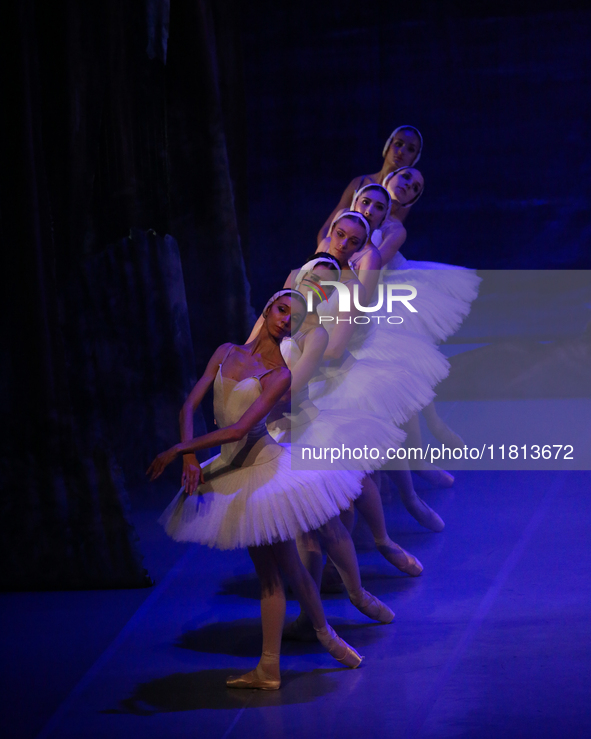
[214,363,282,467]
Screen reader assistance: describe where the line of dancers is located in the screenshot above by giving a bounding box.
[147,125,480,690]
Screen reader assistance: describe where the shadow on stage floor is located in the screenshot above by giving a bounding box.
[104,666,347,714]
[3,469,591,739]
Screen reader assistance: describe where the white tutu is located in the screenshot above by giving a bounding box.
[267,332,406,470]
[159,361,362,550]
[347,323,451,387]
[309,352,441,427]
[309,288,449,422]
[375,220,481,343]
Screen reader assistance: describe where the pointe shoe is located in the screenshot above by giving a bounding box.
[350,588,395,623]
[320,560,345,594]
[400,492,445,532]
[414,467,455,489]
[282,612,317,642]
[375,539,424,577]
[315,624,364,668]
[226,664,281,691]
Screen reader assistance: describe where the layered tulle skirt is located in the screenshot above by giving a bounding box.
[268,397,406,471]
[378,252,481,343]
[308,351,448,427]
[158,440,363,550]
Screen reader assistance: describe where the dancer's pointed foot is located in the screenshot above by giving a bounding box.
[282,612,316,642]
[226,657,281,690]
[315,624,364,668]
[375,538,424,576]
[426,417,465,450]
[400,491,445,532]
[320,560,345,594]
[349,588,395,623]
[414,467,455,489]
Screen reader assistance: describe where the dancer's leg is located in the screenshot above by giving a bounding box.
[318,517,394,622]
[296,531,323,590]
[389,467,445,533]
[422,401,465,450]
[272,540,328,631]
[318,517,362,595]
[339,503,355,534]
[403,413,424,450]
[321,504,355,593]
[272,539,363,667]
[289,516,393,631]
[354,475,389,542]
[356,474,426,572]
[403,414,454,488]
[284,532,326,640]
[226,544,284,689]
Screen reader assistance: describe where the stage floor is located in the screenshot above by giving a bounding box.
[2,470,591,739]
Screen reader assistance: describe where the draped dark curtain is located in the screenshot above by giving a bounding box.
[166,0,254,367]
[0,0,251,589]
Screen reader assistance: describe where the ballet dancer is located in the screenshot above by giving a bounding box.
[148,290,363,690]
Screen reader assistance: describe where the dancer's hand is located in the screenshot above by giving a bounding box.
[182,453,204,494]
[146,446,179,481]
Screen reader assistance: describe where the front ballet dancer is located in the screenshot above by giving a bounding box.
[148,291,363,690]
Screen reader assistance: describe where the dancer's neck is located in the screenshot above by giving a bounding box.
[246,324,283,365]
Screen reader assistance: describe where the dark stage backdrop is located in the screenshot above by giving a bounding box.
[2,0,590,589]
[241,1,591,312]
[0,0,251,589]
